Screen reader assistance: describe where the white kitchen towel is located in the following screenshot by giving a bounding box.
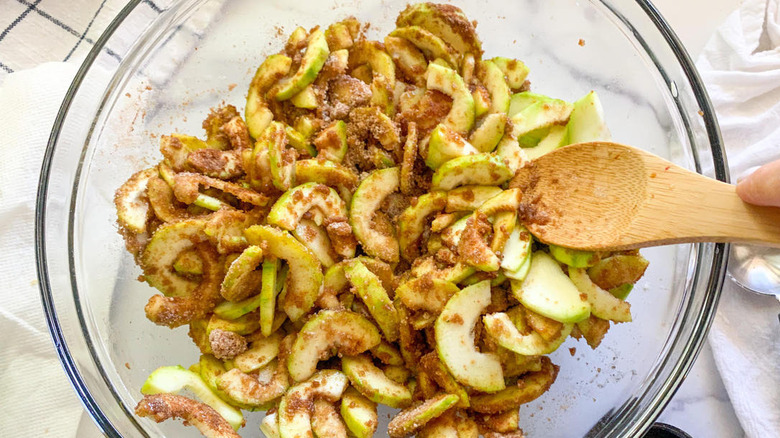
[697,0,780,437]
[0,62,82,437]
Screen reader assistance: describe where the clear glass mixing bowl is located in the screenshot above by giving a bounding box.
[36,0,728,436]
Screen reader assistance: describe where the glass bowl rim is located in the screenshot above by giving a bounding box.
[34,0,730,436]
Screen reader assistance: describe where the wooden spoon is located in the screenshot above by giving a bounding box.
[509,141,780,251]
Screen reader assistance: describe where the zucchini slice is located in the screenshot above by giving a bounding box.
[313,120,348,163]
[342,354,412,408]
[457,212,500,272]
[293,219,338,268]
[217,335,292,407]
[287,310,381,382]
[322,257,396,296]
[290,84,318,109]
[311,399,348,438]
[134,394,242,438]
[431,153,512,190]
[400,121,419,195]
[285,125,318,157]
[371,340,405,366]
[483,312,573,355]
[397,191,447,260]
[340,387,378,438]
[476,188,522,217]
[278,370,349,438]
[173,250,203,276]
[246,54,293,138]
[507,91,556,118]
[260,258,282,336]
[387,393,460,438]
[511,251,591,323]
[295,159,357,190]
[491,57,530,90]
[244,225,323,321]
[349,167,401,263]
[396,3,481,55]
[344,260,399,341]
[445,186,503,212]
[349,40,397,84]
[419,352,469,408]
[115,167,155,234]
[523,124,568,160]
[569,268,632,322]
[271,29,330,101]
[221,245,264,302]
[586,254,649,290]
[263,121,296,191]
[494,133,528,175]
[142,219,207,297]
[477,60,511,114]
[469,357,558,414]
[418,410,479,438]
[500,226,533,273]
[396,276,459,314]
[234,332,282,373]
[141,365,243,430]
[469,113,507,153]
[425,63,475,134]
[435,281,504,392]
[509,99,574,147]
[548,244,600,268]
[390,26,458,68]
[567,90,611,144]
[267,182,348,231]
[384,35,427,86]
[260,412,281,438]
[426,124,478,169]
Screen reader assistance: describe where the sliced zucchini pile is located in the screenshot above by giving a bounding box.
[119,3,648,437]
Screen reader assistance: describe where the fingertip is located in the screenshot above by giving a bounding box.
[735,177,757,203]
[735,160,780,207]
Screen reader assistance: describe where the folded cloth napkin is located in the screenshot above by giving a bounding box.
[697,0,780,437]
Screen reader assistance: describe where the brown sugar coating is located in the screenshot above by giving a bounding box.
[209,329,249,360]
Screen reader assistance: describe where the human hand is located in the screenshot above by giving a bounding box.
[736,159,780,207]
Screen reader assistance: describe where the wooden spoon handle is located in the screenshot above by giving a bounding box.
[622,159,780,248]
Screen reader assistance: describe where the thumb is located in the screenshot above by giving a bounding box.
[735,159,780,207]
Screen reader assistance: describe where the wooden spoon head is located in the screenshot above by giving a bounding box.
[510,142,648,250]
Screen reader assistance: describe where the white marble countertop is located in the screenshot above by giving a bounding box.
[65,1,744,436]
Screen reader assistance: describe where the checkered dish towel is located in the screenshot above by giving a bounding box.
[0,0,165,76]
